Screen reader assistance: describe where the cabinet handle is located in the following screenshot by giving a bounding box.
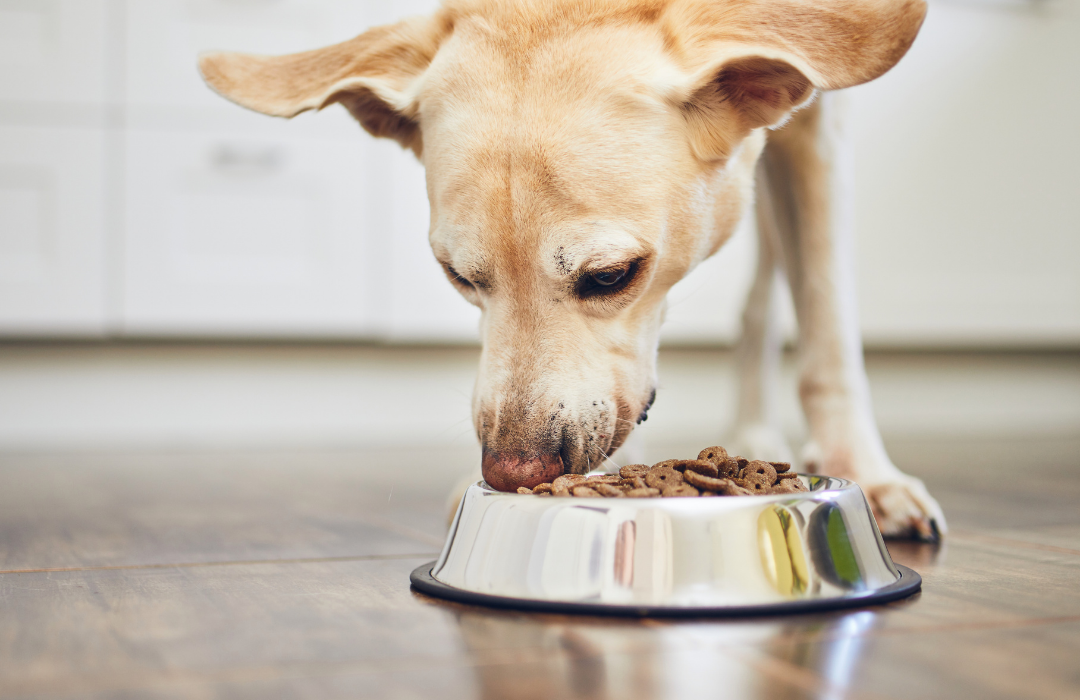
[210,144,283,173]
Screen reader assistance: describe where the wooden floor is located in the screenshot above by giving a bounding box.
[1,437,1078,699]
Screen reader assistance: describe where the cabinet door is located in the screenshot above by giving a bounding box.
[125,0,368,117]
[122,128,374,335]
[367,141,481,342]
[0,126,108,334]
[0,0,109,105]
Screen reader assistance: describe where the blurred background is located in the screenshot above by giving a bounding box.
[0,0,1077,457]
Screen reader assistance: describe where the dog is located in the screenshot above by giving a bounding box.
[199,0,945,540]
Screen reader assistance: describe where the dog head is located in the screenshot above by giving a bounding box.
[200,0,926,490]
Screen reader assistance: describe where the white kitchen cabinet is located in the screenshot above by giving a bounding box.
[0,0,111,336]
[0,125,108,334]
[0,0,110,105]
[122,127,375,335]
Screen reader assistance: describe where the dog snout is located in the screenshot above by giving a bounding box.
[482,449,564,492]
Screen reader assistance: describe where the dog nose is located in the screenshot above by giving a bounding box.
[481,449,564,492]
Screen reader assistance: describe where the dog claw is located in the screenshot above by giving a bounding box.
[865,476,948,542]
[904,516,941,544]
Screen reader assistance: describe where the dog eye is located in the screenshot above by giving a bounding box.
[591,268,627,287]
[446,265,475,290]
[577,260,639,299]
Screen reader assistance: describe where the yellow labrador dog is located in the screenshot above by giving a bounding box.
[201,0,945,539]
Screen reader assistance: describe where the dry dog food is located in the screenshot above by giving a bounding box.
[514,445,808,497]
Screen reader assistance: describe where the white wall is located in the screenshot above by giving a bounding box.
[0,0,1076,346]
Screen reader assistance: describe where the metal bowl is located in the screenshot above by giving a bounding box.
[411,475,920,616]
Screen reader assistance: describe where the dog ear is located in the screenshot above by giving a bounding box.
[198,15,449,154]
[667,0,928,160]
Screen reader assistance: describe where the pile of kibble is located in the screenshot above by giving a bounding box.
[515,445,808,498]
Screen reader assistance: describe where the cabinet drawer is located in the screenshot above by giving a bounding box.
[0,0,109,105]
[122,128,376,335]
[0,125,108,334]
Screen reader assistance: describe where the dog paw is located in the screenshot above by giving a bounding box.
[728,424,794,463]
[799,440,825,474]
[863,474,947,542]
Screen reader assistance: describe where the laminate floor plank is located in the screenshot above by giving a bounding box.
[754,620,1080,700]
[0,447,471,571]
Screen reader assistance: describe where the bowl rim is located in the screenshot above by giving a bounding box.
[410,561,921,617]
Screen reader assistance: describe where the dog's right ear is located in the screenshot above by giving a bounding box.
[666,0,928,161]
[198,15,449,154]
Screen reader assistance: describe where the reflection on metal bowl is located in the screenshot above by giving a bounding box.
[411,475,920,616]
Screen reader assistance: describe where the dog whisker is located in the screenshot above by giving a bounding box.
[432,418,476,441]
[598,452,622,473]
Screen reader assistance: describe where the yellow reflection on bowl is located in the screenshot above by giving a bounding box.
[758,506,810,597]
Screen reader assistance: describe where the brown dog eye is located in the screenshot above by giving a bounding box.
[591,268,627,287]
[446,265,475,290]
[577,260,640,299]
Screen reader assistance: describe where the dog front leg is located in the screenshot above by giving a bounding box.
[764,94,946,540]
[729,169,793,463]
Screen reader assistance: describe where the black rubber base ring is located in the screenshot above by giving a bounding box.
[410,562,921,617]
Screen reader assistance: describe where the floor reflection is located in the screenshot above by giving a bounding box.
[416,592,920,699]
[440,605,656,700]
[884,539,946,572]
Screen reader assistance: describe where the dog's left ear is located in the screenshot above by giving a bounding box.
[198,15,450,154]
[667,0,928,160]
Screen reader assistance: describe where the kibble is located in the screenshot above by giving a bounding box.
[740,460,777,488]
[683,459,719,478]
[697,446,729,465]
[645,465,684,489]
[662,483,700,498]
[512,445,810,498]
[619,464,650,479]
[594,483,626,498]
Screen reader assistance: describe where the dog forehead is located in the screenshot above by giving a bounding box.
[420,11,698,280]
[426,126,666,273]
[426,9,676,91]
[421,52,684,253]
[418,13,683,141]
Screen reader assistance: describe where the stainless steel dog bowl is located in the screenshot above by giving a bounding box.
[411,475,920,616]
